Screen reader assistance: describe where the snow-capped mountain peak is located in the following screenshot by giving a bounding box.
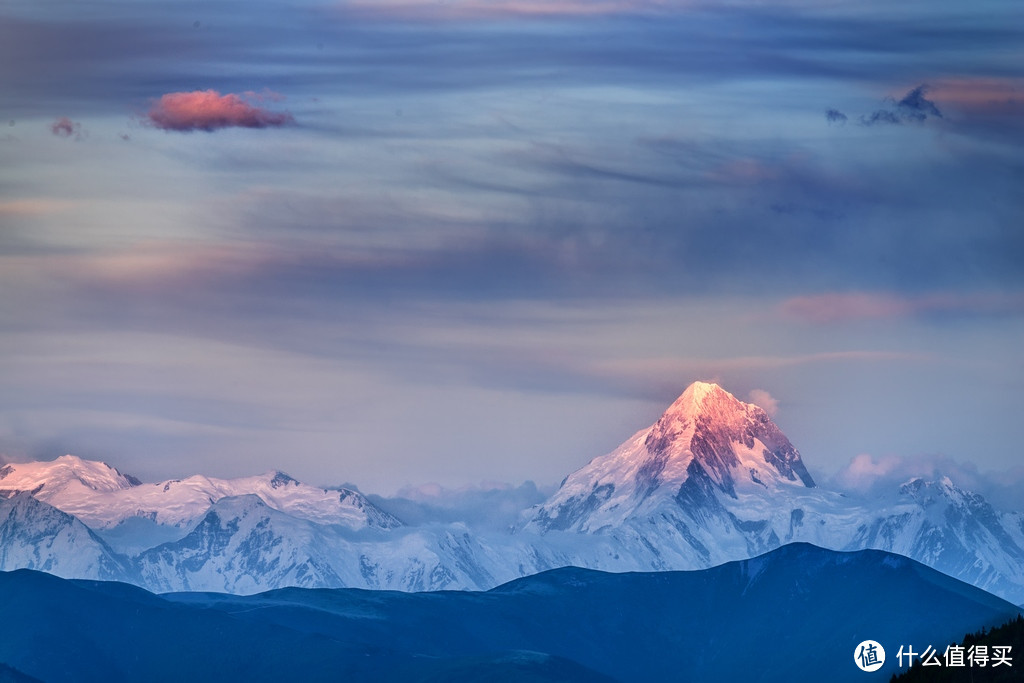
[647,381,813,487]
[526,381,815,533]
[136,494,346,593]
[268,471,298,489]
[0,492,136,582]
[0,454,141,497]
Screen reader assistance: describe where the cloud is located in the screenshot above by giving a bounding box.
[0,199,77,217]
[825,108,847,124]
[829,453,1024,510]
[781,291,1024,323]
[747,389,778,416]
[860,109,902,126]
[854,84,943,126]
[897,84,942,120]
[927,77,1024,144]
[930,78,1024,114]
[831,453,978,494]
[368,480,551,530]
[50,117,83,139]
[341,0,670,20]
[147,90,294,132]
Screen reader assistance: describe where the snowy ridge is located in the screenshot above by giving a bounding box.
[0,458,399,531]
[0,454,140,496]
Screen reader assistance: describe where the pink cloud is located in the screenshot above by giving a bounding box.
[781,291,1024,324]
[50,117,83,139]
[924,78,1024,141]
[0,199,77,216]
[781,293,912,323]
[147,90,294,132]
[929,78,1024,117]
[712,158,781,183]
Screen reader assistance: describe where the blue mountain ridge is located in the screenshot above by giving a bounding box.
[0,543,1019,683]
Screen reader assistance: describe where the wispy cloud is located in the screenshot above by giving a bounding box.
[341,0,674,20]
[825,108,848,124]
[858,84,942,126]
[747,389,779,416]
[0,199,77,217]
[781,291,1024,323]
[930,77,1024,113]
[928,77,1024,144]
[829,452,1024,510]
[896,84,942,120]
[370,480,550,530]
[147,90,294,132]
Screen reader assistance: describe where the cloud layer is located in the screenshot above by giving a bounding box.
[147,90,293,132]
[1,0,1022,490]
[781,292,1024,323]
[830,453,1024,511]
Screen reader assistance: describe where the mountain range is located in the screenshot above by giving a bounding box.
[1,544,1020,682]
[2,381,1023,604]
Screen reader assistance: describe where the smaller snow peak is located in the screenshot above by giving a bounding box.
[120,471,143,487]
[269,472,298,489]
[48,455,142,491]
[899,478,926,494]
[212,494,271,517]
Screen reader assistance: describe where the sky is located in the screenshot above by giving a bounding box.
[1,0,1023,496]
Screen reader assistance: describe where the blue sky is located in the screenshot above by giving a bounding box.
[1,0,1023,494]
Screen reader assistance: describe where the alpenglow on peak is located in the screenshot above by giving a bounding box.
[526,381,816,533]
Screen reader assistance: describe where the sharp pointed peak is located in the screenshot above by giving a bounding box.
[677,380,732,403]
[660,381,747,421]
[268,471,298,489]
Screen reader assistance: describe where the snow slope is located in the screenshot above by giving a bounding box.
[0,492,135,583]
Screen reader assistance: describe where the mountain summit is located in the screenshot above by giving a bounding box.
[646,381,814,489]
[526,381,815,535]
